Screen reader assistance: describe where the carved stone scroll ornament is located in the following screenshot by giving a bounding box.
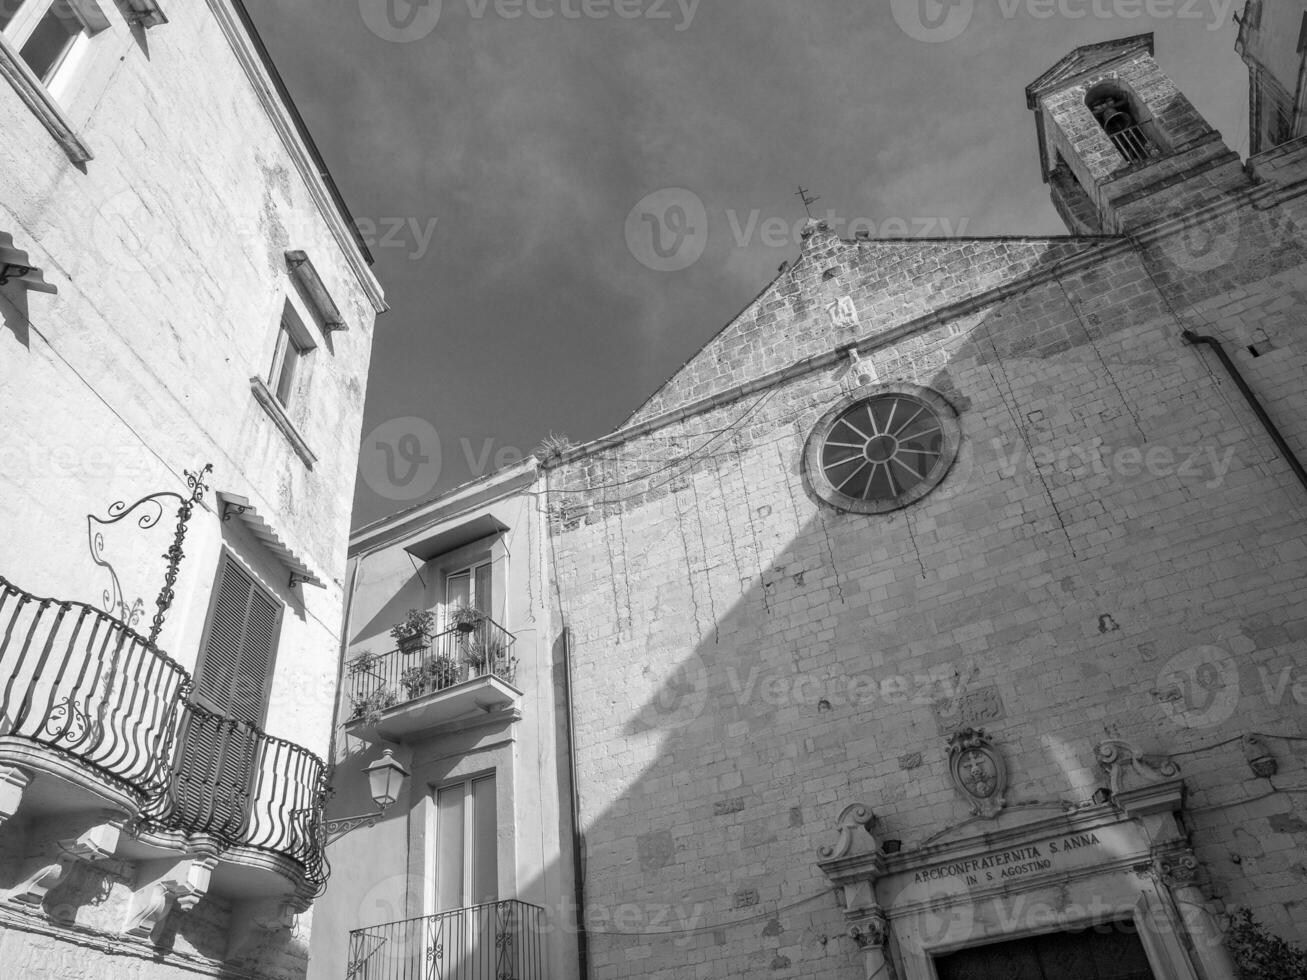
[818,804,878,860]
[1095,740,1179,796]
[947,728,1007,818]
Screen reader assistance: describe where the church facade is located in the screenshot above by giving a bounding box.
[324,28,1306,980]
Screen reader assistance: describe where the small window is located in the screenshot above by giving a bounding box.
[268,300,315,412]
[1,0,107,100]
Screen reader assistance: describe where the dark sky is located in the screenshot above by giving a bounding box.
[245,0,1249,528]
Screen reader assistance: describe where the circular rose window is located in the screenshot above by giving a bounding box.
[803,385,961,514]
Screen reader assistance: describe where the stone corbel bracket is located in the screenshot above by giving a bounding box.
[124,850,220,946]
[7,814,124,911]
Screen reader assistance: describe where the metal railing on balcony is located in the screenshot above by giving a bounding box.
[142,701,328,887]
[0,576,190,798]
[0,574,329,889]
[347,901,545,980]
[345,619,517,723]
[1108,122,1162,165]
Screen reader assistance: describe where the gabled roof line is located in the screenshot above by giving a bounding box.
[1025,32,1154,108]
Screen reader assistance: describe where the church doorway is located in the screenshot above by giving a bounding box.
[933,921,1157,980]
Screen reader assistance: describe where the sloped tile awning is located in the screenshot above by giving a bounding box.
[217,492,325,589]
[0,232,56,294]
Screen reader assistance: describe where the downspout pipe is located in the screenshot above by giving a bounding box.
[1182,330,1307,495]
[559,621,591,979]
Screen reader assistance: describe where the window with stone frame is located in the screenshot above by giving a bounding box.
[0,0,108,101]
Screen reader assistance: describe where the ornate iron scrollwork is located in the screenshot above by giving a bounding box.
[86,464,213,643]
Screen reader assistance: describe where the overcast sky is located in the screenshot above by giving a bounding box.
[245,0,1249,528]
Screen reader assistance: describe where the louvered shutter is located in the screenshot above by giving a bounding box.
[195,557,279,724]
[168,556,280,837]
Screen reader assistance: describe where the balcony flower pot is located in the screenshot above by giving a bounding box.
[391,609,435,653]
[449,603,484,634]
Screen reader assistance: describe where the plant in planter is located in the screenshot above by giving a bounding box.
[1225,908,1307,979]
[448,603,485,634]
[400,655,463,699]
[350,687,399,726]
[467,635,517,683]
[348,650,378,676]
[390,609,436,651]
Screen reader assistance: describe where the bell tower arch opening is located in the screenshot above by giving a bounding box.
[1085,81,1164,165]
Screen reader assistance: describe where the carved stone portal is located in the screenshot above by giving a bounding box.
[947,728,1007,818]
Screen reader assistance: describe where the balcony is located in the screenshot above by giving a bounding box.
[0,575,190,804]
[0,575,327,905]
[140,701,328,894]
[347,900,545,980]
[345,618,520,741]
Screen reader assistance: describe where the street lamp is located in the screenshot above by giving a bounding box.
[320,749,410,845]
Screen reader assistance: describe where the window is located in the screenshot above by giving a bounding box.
[432,775,498,912]
[269,302,315,412]
[445,560,493,627]
[1,0,106,100]
[803,385,961,515]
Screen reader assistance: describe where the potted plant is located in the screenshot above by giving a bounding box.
[348,650,377,676]
[449,602,484,635]
[390,609,435,653]
[350,687,398,726]
[470,634,517,684]
[400,654,462,699]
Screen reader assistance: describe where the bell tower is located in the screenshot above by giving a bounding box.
[1026,34,1248,235]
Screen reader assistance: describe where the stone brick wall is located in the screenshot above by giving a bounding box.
[548,195,1307,977]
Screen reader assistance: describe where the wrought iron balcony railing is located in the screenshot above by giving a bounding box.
[0,575,328,889]
[141,701,328,886]
[347,900,545,980]
[346,619,518,723]
[0,576,190,798]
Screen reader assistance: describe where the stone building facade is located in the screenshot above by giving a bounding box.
[1237,0,1307,154]
[543,33,1307,980]
[0,2,385,978]
[321,28,1307,980]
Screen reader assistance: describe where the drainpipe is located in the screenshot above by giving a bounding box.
[559,621,591,979]
[1181,331,1307,496]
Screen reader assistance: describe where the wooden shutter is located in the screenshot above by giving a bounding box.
[167,555,280,837]
[195,556,279,725]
